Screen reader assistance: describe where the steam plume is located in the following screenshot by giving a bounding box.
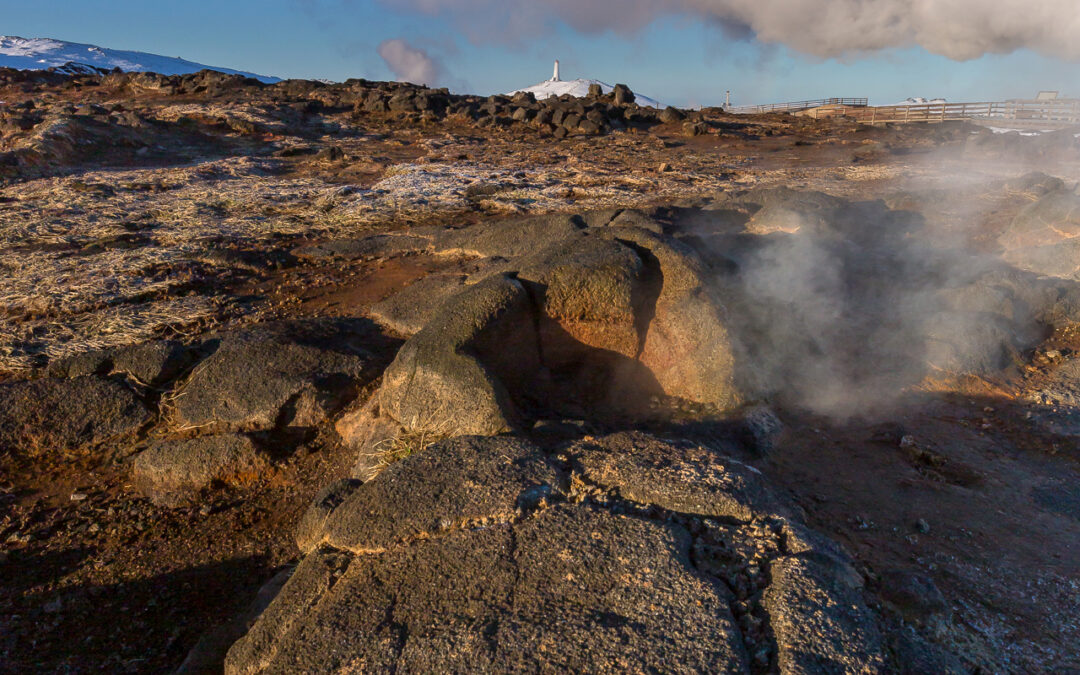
[378,0,1080,60]
[377,38,444,85]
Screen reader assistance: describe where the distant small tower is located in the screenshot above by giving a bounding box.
[551,60,560,82]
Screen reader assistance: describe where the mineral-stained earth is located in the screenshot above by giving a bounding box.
[1,67,1079,673]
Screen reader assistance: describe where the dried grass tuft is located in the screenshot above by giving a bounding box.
[359,407,455,481]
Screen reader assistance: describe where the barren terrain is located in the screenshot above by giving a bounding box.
[1,68,1079,674]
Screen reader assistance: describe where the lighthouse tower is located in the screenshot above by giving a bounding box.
[551,60,560,82]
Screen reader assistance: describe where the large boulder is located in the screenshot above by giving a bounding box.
[597,227,740,409]
[612,83,635,106]
[363,222,742,449]
[377,275,540,437]
[0,376,149,457]
[132,434,268,506]
[170,320,377,433]
[517,233,645,359]
[1002,240,1080,280]
[225,433,887,674]
[572,431,783,520]
[659,106,686,124]
[765,554,886,673]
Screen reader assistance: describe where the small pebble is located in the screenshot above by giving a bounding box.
[915,518,931,534]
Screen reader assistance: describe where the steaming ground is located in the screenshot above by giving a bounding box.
[697,182,1065,418]
[2,72,1080,673]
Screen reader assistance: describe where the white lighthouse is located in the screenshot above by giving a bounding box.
[551,60,560,82]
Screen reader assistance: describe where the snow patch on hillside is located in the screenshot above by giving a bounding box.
[509,78,664,109]
[0,36,280,83]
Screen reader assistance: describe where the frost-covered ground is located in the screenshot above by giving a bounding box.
[0,36,280,82]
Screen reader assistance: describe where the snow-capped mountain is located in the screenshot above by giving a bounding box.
[0,36,280,83]
[508,63,663,108]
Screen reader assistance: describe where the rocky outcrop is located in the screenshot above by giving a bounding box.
[112,319,388,504]
[4,68,696,143]
[225,432,887,674]
[352,214,741,466]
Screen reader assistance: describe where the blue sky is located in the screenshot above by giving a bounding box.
[3,0,1079,107]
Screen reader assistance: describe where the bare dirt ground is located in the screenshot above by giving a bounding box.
[2,70,1079,673]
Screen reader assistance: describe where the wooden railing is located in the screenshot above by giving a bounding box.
[726,97,868,114]
[845,99,1080,128]
[727,97,1080,129]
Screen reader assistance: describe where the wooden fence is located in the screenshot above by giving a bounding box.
[728,97,1080,129]
[726,97,868,115]
[844,99,1080,128]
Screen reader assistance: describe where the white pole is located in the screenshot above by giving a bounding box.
[552,60,560,82]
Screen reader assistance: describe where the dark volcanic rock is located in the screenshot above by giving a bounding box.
[133,434,268,505]
[377,275,538,436]
[367,273,468,336]
[765,554,885,673]
[878,570,949,623]
[110,340,194,385]
[47,340,193,386]
[226,433,887,674]
[434,213,586,258]
[294,478,364,553]
[999,187,1080,280]
[309,435,558,552]
[571,431,782,520]
[659,106,687,124]
[1000,188,1080,250]
[171,320,377,433]
[0,376,149,456]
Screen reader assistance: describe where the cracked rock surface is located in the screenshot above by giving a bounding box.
[226,432,886,674]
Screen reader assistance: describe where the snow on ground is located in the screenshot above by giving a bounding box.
[889,97,947,105]
[0,36,280,83]
[509,78,664,109]
[987,127,1054,136]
